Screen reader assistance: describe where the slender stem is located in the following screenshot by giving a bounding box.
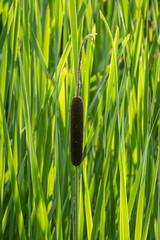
[74,33,97,240]
[75,167,79,240]
[76,33,97,97]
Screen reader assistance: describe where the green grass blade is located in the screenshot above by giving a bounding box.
[83,159,93,239]
[7,0,20,122]
[23,0,31,109]
[134,173,145,240]
[79,175,84,240]
[0,92,27,240]
[30,26,51,80]
[0,108,5,237]
[0,1,14,53]
[0,41,7,103]
[142,152,159,240]
[132,14,143,77]
[69,0,78,91]
[119,104,130,240]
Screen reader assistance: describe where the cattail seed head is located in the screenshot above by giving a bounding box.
[71,96,84,166]
[70,33,96,167]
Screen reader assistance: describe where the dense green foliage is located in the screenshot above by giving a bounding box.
[0,0,160,239]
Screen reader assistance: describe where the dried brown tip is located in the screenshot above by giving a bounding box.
[77,33,97,96]
[71,96,84,166]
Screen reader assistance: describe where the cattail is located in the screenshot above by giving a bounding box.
[71,96,84,166]
[71,33,97,166]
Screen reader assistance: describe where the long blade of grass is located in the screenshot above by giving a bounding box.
[30,27,51,81]
[0,92,27,240]
[0,1,14,53]
[69,0,78,90]
[142,150,159,240]
[119,100,130,240]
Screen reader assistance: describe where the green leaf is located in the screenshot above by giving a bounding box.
[0,92,27,240]
[69,0,78,88]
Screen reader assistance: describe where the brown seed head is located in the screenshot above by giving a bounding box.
[71,96,84,166]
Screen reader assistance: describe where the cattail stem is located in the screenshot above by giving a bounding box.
[71,32,97,240]
[76,33,97,97]
[75,167,78,240]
